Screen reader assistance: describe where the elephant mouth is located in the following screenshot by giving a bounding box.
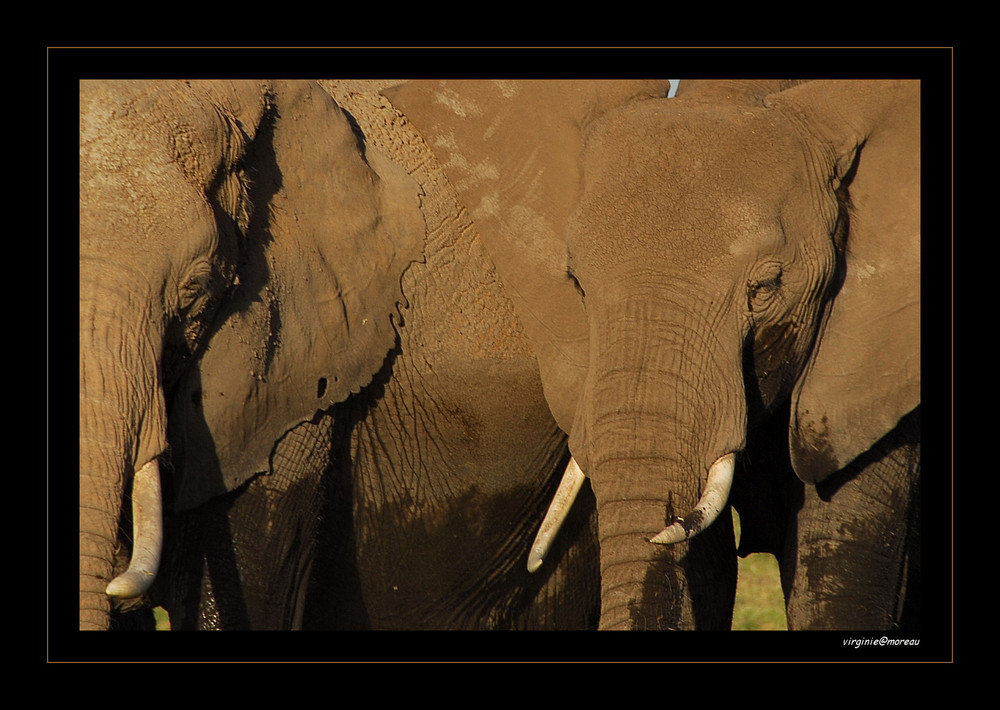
[104,459,164,600]
[526,452,735,572]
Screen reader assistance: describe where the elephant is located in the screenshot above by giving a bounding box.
[387,78,921,630]
[80,79,600,630]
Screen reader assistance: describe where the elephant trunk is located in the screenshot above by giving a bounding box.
[589,452,738,630]
[578,293,744,630]
[79,441,123,631]
[79,283,168,629]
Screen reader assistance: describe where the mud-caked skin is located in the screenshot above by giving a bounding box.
[782,409,921,630]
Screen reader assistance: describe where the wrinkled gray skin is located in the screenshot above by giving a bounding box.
[80,80,599,630]
[390,79,920,630]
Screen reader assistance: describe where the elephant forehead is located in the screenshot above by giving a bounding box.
[569,164,782,271]
[573,106,806,262]
[586,99,806,195]
[83,82,227,183]
[82,134,219,268]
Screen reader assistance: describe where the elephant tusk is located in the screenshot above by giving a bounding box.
[527,457,586,573]
[105,459,163,599]
[649,452,735,545]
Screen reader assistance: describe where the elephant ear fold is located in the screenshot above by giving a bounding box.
[170,81,424,509]
[774,81,921,483]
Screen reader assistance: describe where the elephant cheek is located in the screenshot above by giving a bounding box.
[750,320,806,411]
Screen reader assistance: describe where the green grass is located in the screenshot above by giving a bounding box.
[731,510,788,630]
[734,552,788,630]
[153,606,170,630]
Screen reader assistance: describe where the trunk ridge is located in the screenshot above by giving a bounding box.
[579,292,744,629]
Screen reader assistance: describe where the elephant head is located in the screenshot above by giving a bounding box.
[388,79,919,629]
[79,80,424,629]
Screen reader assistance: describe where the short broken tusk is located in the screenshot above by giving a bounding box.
[649,452,735,545]
[527,457,586,573]
[106,458,163,599]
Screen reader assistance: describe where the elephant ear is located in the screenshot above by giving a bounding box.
[385,79,670,432]
[771,81,921,483]
[171,80,424,509]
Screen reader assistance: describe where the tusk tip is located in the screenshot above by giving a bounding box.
[105,569,155,599]
[649,526,687,545]
[649,453,735,545]
[525,456,587,575]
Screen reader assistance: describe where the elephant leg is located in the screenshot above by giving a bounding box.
[300,403,371,630]
[782,409,921,630]
[159,416,333,630]
[686,509,740,629]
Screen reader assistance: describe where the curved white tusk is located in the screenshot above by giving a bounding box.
[106,459,163,599]
[527,457,586,573]
[649,452,735,544]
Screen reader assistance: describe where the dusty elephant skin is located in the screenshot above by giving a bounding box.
[80,80,600,631]
[78,77,923,635]
[160,81,601,631]
[390,79,921,631]
[80,79,421,629]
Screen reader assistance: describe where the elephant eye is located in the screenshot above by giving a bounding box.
[568,270,586,300]
[746,266,783,314]
[163,260,229,388]
[178,260,215,315]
